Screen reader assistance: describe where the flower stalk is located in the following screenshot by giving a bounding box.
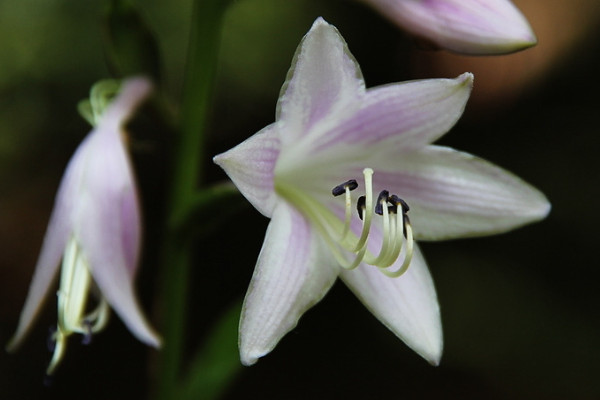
[155,0,231,398]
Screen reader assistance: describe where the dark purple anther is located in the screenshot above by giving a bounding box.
[43,374,54,387]
[356,196,366,220]
[332,179,358,196]
[389,194,409,213]
[81,320,93,345]
[374,190,390,215]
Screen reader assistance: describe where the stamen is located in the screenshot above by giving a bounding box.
[82,320,93,345]
[331,179,358,197]
[389,194,409,212]
[379,220,414,277]
[364,193,394,266]
[351,168,374,253]
[356,196,366,220]
[378,195,414,277]
[47,329,66,375]
[330,173,415,278]
[47,237,111,374]
[333,180,359,240]
[43,374,54,387]
[378,206,404,269]
[47,326,57,352]
[374,190,389,215]
[329,169,374,269]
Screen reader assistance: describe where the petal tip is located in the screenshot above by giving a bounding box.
[457,72,474,87]
[310,16,329,30]
[240,348,262,366]
[423,343,443,367]
[212,153,224,166]
[532,196,552,222]
[123,76,154,98]
[145,332,162,349]
[412,325,444,366]
[102,76,154,125]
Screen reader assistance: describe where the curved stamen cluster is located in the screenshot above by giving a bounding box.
[331,168,414,277]
[47,237,110,375]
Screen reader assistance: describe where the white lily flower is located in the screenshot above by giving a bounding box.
[7,78,161,374]
[214,18,549,366]
[360,0,537,54]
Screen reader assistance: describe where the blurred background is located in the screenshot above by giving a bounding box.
[1,0,599,398]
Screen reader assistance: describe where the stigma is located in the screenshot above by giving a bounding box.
[47,237,110,375]
[330,168,414,277]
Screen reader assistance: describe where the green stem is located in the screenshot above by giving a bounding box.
[155,0,230,399]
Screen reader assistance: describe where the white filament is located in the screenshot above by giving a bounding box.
[48,238,110,375]
[334,169,414,277]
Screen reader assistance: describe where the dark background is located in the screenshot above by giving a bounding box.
[1,0,599,398]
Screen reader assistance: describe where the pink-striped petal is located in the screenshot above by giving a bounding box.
[340,244,442,365]
[6,135,88,352]
[366,145,551,240]
[302,73,473,159]
[75,81,159,347]
[362,0,536,54]
[213,123,281,218]
[240,202,338,365]
[276,17,365,146]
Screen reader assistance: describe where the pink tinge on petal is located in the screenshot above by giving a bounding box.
[362,0,536,54]
[119,185,141,277]
[10,77,156,353]
[100,77,153,130]
[306,74,472,155]
[362,146,551,239]
[213,124,281,218]
[276,18,365,144]
[74,86,159,346]
[7,131,94,352]
[239,202,338,365]
[340,244,443,365]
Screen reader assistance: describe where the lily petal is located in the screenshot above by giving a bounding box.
[305,73,473,159]
[213,123,281,218]
[368,145,551,240]
[6,140,87,352]
[340,244,442,365]
[75,91,160,347]
[240,202,338,365]
[362,0,537,54]
[100,77,153,130]
[276,17,365,144]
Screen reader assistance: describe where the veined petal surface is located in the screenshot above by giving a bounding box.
[240,202,338,365]
[213,124,281,218]
[276,17,365,145]
[215,17,549,368]
[341,244,442,365]
[362,145,551,240]
[277,73,473,175]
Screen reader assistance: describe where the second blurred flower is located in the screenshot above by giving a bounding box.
[360,0,537,54]
[7,77,161,374]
